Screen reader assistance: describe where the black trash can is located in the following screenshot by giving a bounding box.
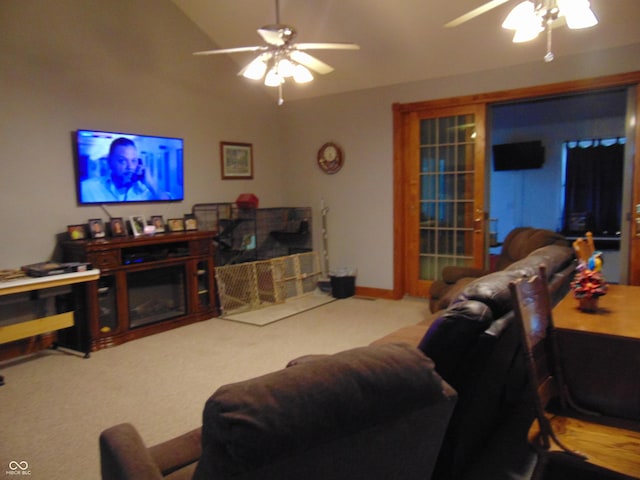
[329,267,356,299]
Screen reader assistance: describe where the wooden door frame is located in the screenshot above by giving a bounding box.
[393,71,640,299]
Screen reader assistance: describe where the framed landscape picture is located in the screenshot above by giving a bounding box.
[221,141,253,179]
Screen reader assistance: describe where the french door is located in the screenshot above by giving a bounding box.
[398,104,487,297]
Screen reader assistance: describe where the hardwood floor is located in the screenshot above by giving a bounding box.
[528,414,640,479]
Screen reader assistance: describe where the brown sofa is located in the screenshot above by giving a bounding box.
[373,243,577,480]
[428,227,569,313]
[100,343,457,480]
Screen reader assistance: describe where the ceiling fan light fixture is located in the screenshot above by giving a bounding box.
[264,67,283,87]
[276,58,295,77]
[558,0,598,29]
[241,57,268,80]
[293,64,313,83]
[512,22,543,42]
[502,1,536,30]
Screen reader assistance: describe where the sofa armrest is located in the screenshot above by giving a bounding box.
[286,354,330,367]
[148,427,201,477]
[100,423,164,480]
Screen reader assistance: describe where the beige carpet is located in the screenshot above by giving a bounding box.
[0,295,432,480]
[221,292,336,326]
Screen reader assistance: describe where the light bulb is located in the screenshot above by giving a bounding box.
[502,1,536,30]
[241,57,267,80]
[512,22,543,42]
[293,64,313,83]
[558,0,598,29]
[264,67,283,87]
[277,58,295,77]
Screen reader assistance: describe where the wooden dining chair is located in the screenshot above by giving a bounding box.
[509,266,640,478]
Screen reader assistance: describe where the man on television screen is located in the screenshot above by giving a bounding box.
[80,137,169,202]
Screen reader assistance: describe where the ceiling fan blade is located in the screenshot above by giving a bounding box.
[444,0,512,28]
[295,42,360,51]
[193,46,266,56]
[290,51,334,75]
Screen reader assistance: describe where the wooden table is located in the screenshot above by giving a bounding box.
[0,270,100,385]
[553,284,640,420]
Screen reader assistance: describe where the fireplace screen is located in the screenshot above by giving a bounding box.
[127,266,186,329]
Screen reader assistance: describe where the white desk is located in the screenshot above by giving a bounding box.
[0,269,99,384]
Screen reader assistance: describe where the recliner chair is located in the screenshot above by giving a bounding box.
[100,344,457,480]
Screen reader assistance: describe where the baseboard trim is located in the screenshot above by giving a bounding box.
[355,286,403,300]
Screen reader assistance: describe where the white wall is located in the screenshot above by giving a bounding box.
[2,0,640,292]
[281,44,640,290]
[0,0,285,267]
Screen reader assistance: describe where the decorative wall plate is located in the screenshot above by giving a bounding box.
[317,142,344,174]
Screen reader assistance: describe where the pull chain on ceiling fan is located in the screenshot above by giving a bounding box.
[193,0,360,105]
[446,0,598,62]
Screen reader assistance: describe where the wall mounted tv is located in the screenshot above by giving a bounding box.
[492,140,545,171]
[75,129,184,204]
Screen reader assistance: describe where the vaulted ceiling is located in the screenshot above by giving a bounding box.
[171,0,640,101]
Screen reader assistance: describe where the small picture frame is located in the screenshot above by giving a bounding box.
[167,218,185,232]
[150,215,165,233]
[221,141,253,179]
[109,217,127,237]
[184,214,198,231]
[67,224,87,241]
[130,215,146,237]
[88,218,106,239]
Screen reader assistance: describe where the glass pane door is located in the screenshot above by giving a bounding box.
[419,114,477,280]
[402,103,486,297]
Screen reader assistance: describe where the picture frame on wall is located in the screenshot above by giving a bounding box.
[130,215,146,237]
[150,215,165,233]
[221,141,253,179]
[167,218,185,232]
[109,217,127,237]
[88,218,106,239]
[67,224,87,241]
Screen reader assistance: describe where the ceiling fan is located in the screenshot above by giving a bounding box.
[445,0,598,62]
[193,0,360,105]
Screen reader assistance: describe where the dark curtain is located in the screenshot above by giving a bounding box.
[563,141,624,236]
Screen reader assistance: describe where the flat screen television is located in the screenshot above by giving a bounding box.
[492,140,545,171]
[75,129,184,204]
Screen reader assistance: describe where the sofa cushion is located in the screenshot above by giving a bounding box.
[194,343,456,479]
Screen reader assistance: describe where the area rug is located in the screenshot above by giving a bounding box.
[221,292,336,326]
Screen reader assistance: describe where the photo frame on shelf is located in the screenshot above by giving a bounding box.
[184,214,198,231]
[167,218,185,232]
[109,217,127,237]
[150,215,165,233]
[88,218,106,239]
[67,224,87,241]
[221,141,253,179]
[130,215,146,237]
